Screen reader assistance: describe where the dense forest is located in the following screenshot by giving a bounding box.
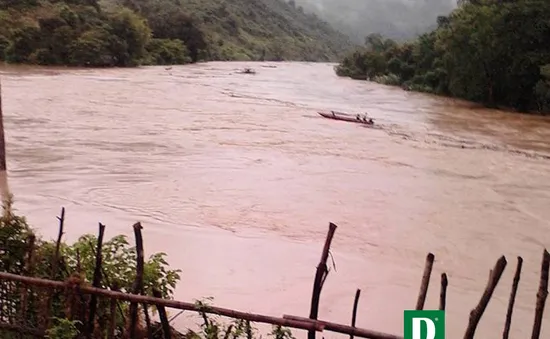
[0,0,354,67]
[295,0,456,43]
[335,0,550,114]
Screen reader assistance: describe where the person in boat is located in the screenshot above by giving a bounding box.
[356,114,361,121]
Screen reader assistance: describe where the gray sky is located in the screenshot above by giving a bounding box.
[294,0,457,42]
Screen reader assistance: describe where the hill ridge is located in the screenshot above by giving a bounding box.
[0,0,356,66]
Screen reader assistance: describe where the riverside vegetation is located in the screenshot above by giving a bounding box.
[335,0,550,114]
[0,194,296,339]
[0,0,353,67]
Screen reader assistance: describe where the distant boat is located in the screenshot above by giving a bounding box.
[240,68,256,74]
[318,111,374,125]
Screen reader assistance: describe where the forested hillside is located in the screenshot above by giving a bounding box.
[0,0,354,67]
[335,0,550,114]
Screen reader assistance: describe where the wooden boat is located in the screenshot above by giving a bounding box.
[241,68,256,74]
[318,111,374,125]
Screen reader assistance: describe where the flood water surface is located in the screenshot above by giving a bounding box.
[1,62,550,338]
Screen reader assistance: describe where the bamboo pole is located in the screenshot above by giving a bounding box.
[0,77,6,172]
[503,256,522,339]
[439,273,448,311]
[283,315,402,339]
[416,253,435,310]
[0,78,9,200]
[108,283,119,339]
[43,213,65,332]
[87,222,105,337]
[153,288,172,339]
[463,256,507,339]
[129,222,145,338]
[308,222,337,339]
[531,249,549,339]
[349,289,361,339]
[43,207,66,332]
[246,320,252,339]
[0,272,327,333]
[87,239,127,324]
[51,207,65,279]
[143,294,153,339]
[223,325,234,339]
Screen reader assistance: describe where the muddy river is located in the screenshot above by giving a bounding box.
[1,62,549,338]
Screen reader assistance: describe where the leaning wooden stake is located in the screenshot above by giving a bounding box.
[87,239,127,325]
[108,283,119,339]
[0,77,6,172]
[153,288,172,339]
[142,289,153,339]
[51,207,66,279]
[349,289,361,339]
[0,78,9,200]
[308,222,337,339]
[463,256,507,339]
[503,256,523,339]
[87,223,106,337]
[531,249,549,339]
[416,253,435,310]
[129,222,145,339]
[43,208,66,332]
[439,273,448,311]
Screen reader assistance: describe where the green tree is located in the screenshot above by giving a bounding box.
[145,38,191,65]
[336,0,550,114]
[68,28,113,66]
[106,7,151,66]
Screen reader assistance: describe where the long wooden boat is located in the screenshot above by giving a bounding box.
[318,111,374,125]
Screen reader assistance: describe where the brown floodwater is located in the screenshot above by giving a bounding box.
[1,61,549,338]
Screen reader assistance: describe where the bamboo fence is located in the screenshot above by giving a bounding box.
[0,215,547,339]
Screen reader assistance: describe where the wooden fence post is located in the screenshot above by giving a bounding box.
[0,77,6,173]
[308,223,337,339]
[531,250,549,339]
[153,288,172,339]
[439,273,448,311]
[349,289,361,339]
[129,222,145,338]
[463,256,507,339]
[416,253,435,310]
[503,256,522,339]
[87,223,105,337]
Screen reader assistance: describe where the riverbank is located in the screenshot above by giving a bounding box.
[334,0,550,115]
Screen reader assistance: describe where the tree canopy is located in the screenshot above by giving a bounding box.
[335,0,550,114]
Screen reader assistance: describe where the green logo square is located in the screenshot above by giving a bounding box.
[404,310,445,339]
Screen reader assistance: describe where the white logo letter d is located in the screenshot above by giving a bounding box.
[412,317,436,339]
